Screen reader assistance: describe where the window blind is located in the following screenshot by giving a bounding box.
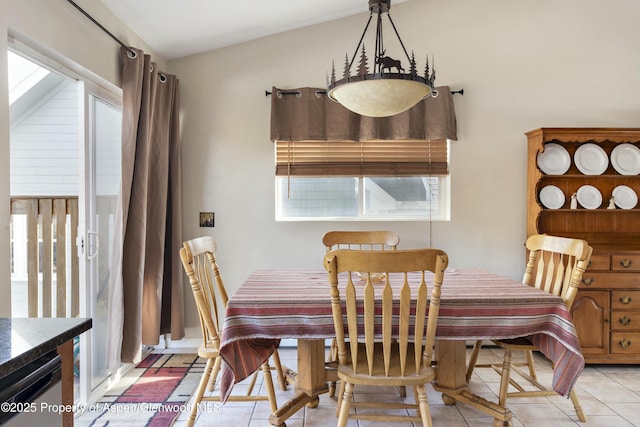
[275,139,448,177]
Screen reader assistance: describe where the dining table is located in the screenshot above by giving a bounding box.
[218,268,585,427]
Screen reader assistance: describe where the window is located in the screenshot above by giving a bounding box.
[269,87,457,221]
[275,139,450,221]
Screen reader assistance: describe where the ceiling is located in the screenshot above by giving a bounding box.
[98,0,412,61]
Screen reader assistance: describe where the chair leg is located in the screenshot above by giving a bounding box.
[569,388,587,422]
[399,385,407,397]
[328,339,338,398]
[466,340,483,382]
[188,357,216,427]
[206,355,222,392]
[260,361,278,413]
[524,349,537,380]
[337,382,354,427]
[498,349,513,408]
[245,370,260,395]
[415,384,433,427]
[328,381,337,398]
[271,350,288,390]
[335,379,346,417]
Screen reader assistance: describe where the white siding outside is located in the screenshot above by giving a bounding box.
[10,79,79,196]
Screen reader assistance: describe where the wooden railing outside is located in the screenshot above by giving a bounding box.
[10,197,79,318]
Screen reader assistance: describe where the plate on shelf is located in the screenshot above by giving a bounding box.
[611,143,640,175]
[612,185,638,209]
[539,185,565,209]
[537,143,571,175]
[576,185,602,209]
[574,143,608,175]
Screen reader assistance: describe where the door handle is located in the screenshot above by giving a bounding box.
[87,230,99,260]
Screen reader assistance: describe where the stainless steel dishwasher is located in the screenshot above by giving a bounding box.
[0,350,62,425]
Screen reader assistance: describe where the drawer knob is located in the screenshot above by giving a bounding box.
[619,316,632,326]
[582,277,594,286]
[619,339,632,349]
[620,258,633,268]
[620,296,632,305]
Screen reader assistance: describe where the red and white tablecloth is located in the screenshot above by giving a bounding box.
[219,268,584,401]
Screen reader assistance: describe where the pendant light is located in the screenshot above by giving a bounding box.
[327,0,437,117]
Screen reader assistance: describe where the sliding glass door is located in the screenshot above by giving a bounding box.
[8,45,122,404]
[77,81,122,403]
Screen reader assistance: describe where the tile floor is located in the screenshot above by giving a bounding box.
[169,346,640,427]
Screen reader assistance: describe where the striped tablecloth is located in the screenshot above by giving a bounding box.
[219,268,584,400]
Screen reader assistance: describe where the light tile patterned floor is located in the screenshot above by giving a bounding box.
[171,347,640,427]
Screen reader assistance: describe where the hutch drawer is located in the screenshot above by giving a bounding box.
[610,332,640,354]
[587,254,610,270]
[611,312,640,330]
[580,272,638,289]
[611,254,640,272]
[612,291,640,310]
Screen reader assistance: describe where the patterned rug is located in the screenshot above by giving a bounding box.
[75,353,203,427]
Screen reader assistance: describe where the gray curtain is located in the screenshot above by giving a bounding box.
[107,47,184,368]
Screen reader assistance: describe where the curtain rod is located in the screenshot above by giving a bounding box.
[66,0,137,57]
[265,89,464,96]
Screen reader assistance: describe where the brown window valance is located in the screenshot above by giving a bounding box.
[270,86,457,142]
[270,86,456,177]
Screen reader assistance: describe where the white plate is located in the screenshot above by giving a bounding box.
[574,143,608,175]
[539,185,565,209]
[612,185,638,209]
[611,143,640,175]
[537,143,571,175]
[576,185,602,209]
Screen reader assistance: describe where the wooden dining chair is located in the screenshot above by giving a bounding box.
[322,230,401,396]
[324,248,448,427]
[465,234,592,422]
[179,236,284,426]
[322,230,400,252]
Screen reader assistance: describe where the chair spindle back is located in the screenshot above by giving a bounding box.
[179,236,229,350]
[523,234,592,309]
[325,249,448,377]
[322,230,400,252]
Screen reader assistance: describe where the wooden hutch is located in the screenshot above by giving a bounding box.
[526,127,640,364]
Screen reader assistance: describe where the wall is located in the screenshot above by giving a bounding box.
[168,0,640,332]
[0,0,162,317]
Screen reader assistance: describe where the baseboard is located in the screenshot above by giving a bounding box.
[155,327,200,351]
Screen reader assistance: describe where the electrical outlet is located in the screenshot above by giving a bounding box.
[199,212,214,227]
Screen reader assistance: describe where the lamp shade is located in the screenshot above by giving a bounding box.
[328,77,432,117]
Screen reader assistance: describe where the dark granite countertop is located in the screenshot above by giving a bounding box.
[0,318,92,378]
